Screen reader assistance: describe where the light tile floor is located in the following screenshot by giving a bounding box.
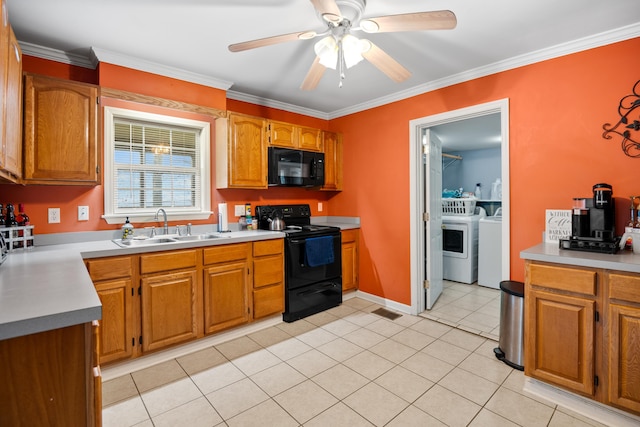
[422,280,502,341]
[102,297,607,427]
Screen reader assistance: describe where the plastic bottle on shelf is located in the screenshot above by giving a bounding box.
[474,183,482,199]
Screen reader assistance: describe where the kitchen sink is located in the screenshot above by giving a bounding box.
[112,233,229,248]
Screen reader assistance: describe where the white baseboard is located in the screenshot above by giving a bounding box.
[524,377,640,427]
[354,290,413,314]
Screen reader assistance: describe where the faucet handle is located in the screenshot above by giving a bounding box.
[150,226,156,238]
[187,223,192,236]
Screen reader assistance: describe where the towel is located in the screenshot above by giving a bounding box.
[304,236,334,267]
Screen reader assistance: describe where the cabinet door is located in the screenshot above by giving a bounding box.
[228,113,267,188]
[23,74,99,185]
[204,261,250,334]
[298,126,322,151]
[95,278,134,364]
[607,303,640,414]
[525,288,595,396]
[268,120,296,148]
[141,270,200,351]
[341,230,359,292]
[1,26,21,181]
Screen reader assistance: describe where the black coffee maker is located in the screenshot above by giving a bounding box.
[563,183,619,253]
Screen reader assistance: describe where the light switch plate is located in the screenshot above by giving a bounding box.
[318,202,323,212]
[48,207,60,223]
[234,205,245,216]
[78,206,89,221]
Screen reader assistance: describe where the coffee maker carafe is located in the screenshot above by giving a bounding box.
[571,183,616,241]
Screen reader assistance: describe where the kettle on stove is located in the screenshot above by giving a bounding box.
[268,211,286,231]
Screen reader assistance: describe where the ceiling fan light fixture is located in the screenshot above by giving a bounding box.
[342,34,364,68]
[359,19,379,33]
[314,36,338,69]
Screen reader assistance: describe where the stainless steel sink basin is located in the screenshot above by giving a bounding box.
[113,233,229,248]
[171,233,224,241]
[112,237,178,247]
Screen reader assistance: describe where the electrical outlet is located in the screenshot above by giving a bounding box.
[234,205,245,216]
[318,202,323,212]
[48,207,61,224]
[78,206,89,221]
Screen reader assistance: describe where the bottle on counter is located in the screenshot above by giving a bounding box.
[5,203,18,227]
[245,204,253,230]
[474,183,482,199]
[17,204,29,226]
[122,217,134,239]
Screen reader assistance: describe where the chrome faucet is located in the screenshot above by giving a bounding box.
[154,208,169,235]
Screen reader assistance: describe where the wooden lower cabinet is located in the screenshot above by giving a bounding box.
[605,272,640,414]
[0,322,101,426]
[203,243,251,334]
[86,255,135,363]
[140,249,201,352]
[253,239,284,319]
[525,261,640,417]
[341,229,359,292]
[85,239,285,364]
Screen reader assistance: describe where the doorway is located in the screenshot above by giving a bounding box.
[409,99,510,315]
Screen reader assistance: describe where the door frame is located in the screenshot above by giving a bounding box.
[409,98,510,315]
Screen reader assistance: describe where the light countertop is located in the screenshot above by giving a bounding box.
[0,219,360,341]
[521,242,640,273]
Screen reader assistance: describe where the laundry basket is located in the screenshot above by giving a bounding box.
[442,198,476,216]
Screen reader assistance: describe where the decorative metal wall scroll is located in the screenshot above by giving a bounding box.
[603,79,640,157]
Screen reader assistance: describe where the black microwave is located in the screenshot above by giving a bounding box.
[268,147,325,187]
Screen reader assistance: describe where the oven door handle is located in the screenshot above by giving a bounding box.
[298,283,337,296]
[289,235,340,245]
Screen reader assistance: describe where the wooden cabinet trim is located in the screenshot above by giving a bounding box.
[140,249,198,274]
[86,256,133,281]
[253,239,283,257]
[529,263,597,296]
[203,242,251,265]
[607,272,640,305]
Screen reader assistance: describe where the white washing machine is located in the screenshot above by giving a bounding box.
[478,209,502,289]
[442,214,481,284]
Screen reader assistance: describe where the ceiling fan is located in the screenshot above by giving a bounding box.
[228,0,456,90]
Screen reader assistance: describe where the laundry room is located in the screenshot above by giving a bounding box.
[431,113,504,290]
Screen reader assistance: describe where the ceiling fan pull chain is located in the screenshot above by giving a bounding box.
[338,37,346,87]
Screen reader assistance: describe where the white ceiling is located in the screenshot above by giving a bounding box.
[6,0,640,120]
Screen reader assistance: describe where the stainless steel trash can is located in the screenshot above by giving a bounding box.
[493,280,524,370]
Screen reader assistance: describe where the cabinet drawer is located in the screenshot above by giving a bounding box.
[86,256,132,281]
[253,284,284,319]
[341,229,358,243]
[203,243,250,265]
[254,255,283,288]
[140,249,198,274]
[608,272,640,304]
[528,263,597,296]
[253,239,283,257]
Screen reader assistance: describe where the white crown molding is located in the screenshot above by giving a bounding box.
[225,90,330,120]
[18,41,96,69]
[18,23,639,119]
[327,23,640,119]
[90,47,233,91]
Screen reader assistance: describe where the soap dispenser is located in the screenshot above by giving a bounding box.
[122,217,134,239]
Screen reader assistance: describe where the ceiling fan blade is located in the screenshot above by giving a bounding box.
[361,40,411,83]
[309,0,343,23]
[229,30,315,52]
[361,10,457,33]
[300,56,327,91]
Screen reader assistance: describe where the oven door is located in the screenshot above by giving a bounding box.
[285,233,342,289]
[442,222,468,259]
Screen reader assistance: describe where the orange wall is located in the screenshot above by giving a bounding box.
[0,61,334,234]
[2,38,638,308]
[329,38,640,305]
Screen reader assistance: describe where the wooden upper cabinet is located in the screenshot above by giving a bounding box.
[321,131,343,191]
[2,28,22,180]
[216,113,267,189]
[268,120,296,148]
[298,126,322,151]
[23,73,100,185]
[267,120,322,152]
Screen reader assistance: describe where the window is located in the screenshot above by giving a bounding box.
[103,106,211,224]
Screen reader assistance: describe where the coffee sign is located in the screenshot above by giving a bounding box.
[545,210,572,243]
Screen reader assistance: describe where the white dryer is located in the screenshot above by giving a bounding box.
[478,209,502,289]
[442,214,481,284]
